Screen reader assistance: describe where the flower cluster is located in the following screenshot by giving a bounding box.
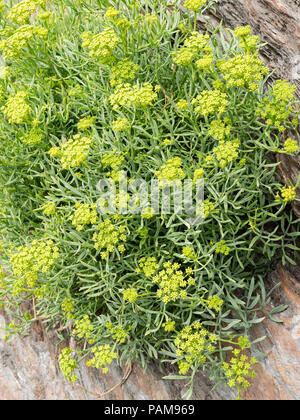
[77,116,95,131]
[11,239,59,290]
[93,219,127,259]
[0,24,48,59]
[222,349,257,398]
[258,80,296,131]
[283,138,299,154]
[239,36,260,54]
[212,138,240,168]
[112,17,131,31]
[155,157,186,187]
[233,26,252,38]
[101,152,124,169]
[49,134,93,170]
[182,246,197,260]
[175,322,217,375]
[191,89,228,116]
[193,168,204,183]
[184,0,207,12]
[20,128,43,145]
[97,189,128,212]
[173,32,211,66]
[110,59,139,87]
[109,82,158,110]
[122,288,138,303]
[136,257,159,277]
[196,199,217,219]
[112,117,131,132]
[37,10,51,22]
[33,284,49,299]
[237,335,251,349]
[218,54,268,91]
[270,79,296,102]
[86,344,117,374]
[152,262,195,304]
[208,119,231,140]
[163,319,176,332]
[106,322,127,343]
[206,294,224,312]
[81,28,120,62]
[105,7,131,29]
[161,138,171,146]
[141,206,155,219]
[61,297,75,320]
[42,201,56,216]
[8,0,47,24]
[73,315,95,344]
[176,99,188,111]
[69,203,98,231]
[196,54,214,72]
[59,348,78,383]
[233,26,260,53]
[1,91,31,124]
[276,185,296,203]
[215,240,231,255]
[105,6,120,19]
[68,84,84,98]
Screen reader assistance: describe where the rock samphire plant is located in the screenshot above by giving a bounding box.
[0,0,299,400]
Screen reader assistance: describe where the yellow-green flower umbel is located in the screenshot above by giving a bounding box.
[184,0,207,12]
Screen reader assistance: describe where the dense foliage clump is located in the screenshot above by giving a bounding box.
[0,0,299,399]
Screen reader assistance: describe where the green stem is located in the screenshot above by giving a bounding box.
[194,12,197,31]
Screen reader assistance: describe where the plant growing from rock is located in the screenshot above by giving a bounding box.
[0,0,299,399]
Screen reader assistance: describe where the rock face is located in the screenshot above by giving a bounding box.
[1,263,299,400]
[277,148,300,218]
[200,1,300,217]
[205,0,300,94]
[200,7,300,399]
[245,263,300,400]
[0,308,234,400]
[0,0,300,400]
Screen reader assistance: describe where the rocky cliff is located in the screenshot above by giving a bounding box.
[1,263,299,400]
[206,0,300,94]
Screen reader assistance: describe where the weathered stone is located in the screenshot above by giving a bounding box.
[277,147,300,217]
[198,0,300,95]
[196,0,300,218]
[0,308,235,400]
[245,263,300,400]
[1,262,299,400]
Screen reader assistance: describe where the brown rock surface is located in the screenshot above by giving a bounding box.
[202,0,300,95]
[203,8,300,399]
[200,1,300,218]
[0,308,234,400]
[245,264,300,400]
[1,263,299,400]
[277,149,300,217]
